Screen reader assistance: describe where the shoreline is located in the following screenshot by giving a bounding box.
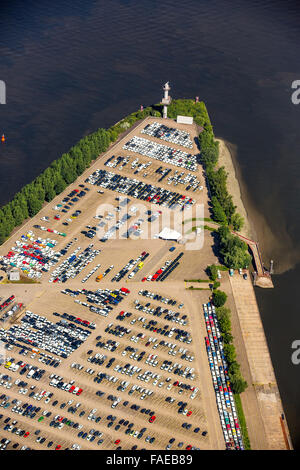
[0,109,292,449]
[215,137,292,448]
[215,138,256,241]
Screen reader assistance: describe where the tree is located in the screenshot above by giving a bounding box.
[207,264,218,281]
[223,246,251,270]
[231,213,244,231]
[223,343,236,364]
[10,201,24,226]
[211,196,227,224]
[54,175,67,194]
[228,361,240,375]
[216,306,231,319]
[218,313,231,333]
[230,375,248,394]
[2,205,15,234]
[213,290,227,307]
[218,226,252,269]
[222,331,233,344]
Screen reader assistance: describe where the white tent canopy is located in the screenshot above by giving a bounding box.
[158,227,181,241]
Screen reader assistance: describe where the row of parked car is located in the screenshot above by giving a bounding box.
[123,136,197,171]
[166,170,203,192]
[0,233,59,279]
[141,122,193,149]
[134,299,187,325]
[138,289,184,307]
[203,303,244,450]
[53,311,96,330]
[112,252,149,282]
[61,287,123,318]
[52,185,89,216]
[50,244,100,283]
[0,311,91,359]
[85,169,195,211]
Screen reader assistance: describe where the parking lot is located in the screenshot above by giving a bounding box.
[0,117,228,450]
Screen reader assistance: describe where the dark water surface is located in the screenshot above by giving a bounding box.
[0,0,299,448]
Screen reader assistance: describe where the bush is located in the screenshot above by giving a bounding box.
[207,264,218,281]
[223,343,236,364]
[230,375,248,394]
[212,290,227,307]
[231,213,244,232]
[218,226,251,269]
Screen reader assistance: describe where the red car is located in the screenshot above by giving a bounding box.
[76,388,83,396]
[69,386,75,393]
[120,287,130,294]
[186,445,192,450]
[114,439,120,445]
[187,411,192,417]
[142,277,147,282]
[24,432,30,438]
[55,445,61,450]
[149,415,156,423]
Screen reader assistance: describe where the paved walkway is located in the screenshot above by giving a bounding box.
[228,274,292,449]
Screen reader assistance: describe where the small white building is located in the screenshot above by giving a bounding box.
[177,115,193,125]
[8,268,20,281]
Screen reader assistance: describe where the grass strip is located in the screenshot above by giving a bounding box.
[233,393,251,450]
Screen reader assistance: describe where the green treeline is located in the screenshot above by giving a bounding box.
[218,225,251,269]
[168,99,250,269]
[168,100,244,232]
[168,100,250,446]
[0,106,160,245]
[206,263,250,447]
[215,305,248,395]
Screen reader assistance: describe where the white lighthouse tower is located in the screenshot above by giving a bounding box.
[161,81,172,119]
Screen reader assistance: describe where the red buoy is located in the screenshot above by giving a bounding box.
[1,134,5,143]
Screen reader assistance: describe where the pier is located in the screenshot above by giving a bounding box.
[233,232,274,288]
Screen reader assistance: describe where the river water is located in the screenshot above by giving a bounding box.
[0,0,299,448]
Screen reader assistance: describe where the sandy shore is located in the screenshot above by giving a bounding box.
[215,138,256,240]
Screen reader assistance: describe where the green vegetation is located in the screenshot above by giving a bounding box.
[231,212,244,232]
[168,99,244,231]
[167,99,250,445]
[204,225,215,232]
[212,289,227,307]
[182,217,214,224]
[218,225,251,269]
[189,225,215,233]
[187,286,211,291]
[184,279,210,283]
[207,264,218,281]
[233,394,251,450]
[0,106,160,245]
[215,305,248,396]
